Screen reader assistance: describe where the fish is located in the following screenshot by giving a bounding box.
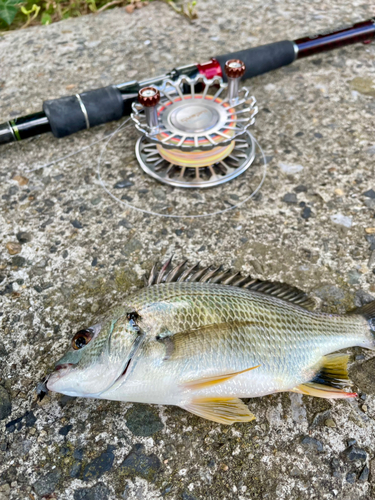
[46,258,375,425]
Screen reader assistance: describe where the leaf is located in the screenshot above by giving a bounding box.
[0,0,21,25]
[41,11,51,24]
[21,3,40,15]
[86,0,97,13]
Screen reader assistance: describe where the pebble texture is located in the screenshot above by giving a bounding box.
[0,1,375,498]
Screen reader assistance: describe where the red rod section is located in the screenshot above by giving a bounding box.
[295,19,375,58]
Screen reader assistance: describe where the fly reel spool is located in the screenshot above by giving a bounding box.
[130,60,259,188]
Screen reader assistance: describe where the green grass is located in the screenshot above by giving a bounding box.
[0,0,197,31]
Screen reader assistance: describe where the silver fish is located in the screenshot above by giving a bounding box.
[46,260,375,424]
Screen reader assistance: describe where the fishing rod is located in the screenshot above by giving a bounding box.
[0,18,374,146]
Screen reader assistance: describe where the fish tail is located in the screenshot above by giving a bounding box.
[293,302,375,401]
[350,299,375,347]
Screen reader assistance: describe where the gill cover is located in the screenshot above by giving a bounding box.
[47,311,143,397]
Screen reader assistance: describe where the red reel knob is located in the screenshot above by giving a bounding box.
[224,59,246,79]
[138,87,160,107]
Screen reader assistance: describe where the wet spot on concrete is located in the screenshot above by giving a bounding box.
[341,445,367,462]
[301,436,323,453]
[59,424,73,436]
[314,285,346,306]
[350,358,375,395]
[32,470,61,497]
[0,386,11,421]
[73,482,110,500]
[70,219,83,229]
[120,443,161,482]
[83,447,115,481]
[126,404,164,437]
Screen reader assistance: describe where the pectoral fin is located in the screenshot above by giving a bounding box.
[291,382,357,399]
[182,365,260,390]
[182,397,256,425]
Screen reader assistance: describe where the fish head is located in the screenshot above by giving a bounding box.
[46,309,143,397]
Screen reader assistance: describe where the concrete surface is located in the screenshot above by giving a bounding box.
[1,0,375,498]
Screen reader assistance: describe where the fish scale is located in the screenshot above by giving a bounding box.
[46,265,375,424]
[110,283,371,397]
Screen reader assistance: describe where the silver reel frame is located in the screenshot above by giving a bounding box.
[135,131,256,188]
[130,74,258,152]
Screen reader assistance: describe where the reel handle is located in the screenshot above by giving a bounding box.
[225,59,246,100]
[138,87,160,129]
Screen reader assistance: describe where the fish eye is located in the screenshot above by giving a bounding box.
[126,311,141,333]
[127,311,139,323]
[72,329,93,350]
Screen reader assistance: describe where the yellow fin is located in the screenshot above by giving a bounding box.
[182,397,256,425]
[291,382,357,399]
[319,353,350,382]
[290,353,356,399]
[182,365,260,390]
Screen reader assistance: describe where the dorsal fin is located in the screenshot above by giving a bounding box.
[147,258,316,311]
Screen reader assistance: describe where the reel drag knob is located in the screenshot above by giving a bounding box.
[138,86,160,129]
[225,59,246,101]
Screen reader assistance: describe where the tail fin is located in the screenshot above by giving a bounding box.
[350,299,375,332]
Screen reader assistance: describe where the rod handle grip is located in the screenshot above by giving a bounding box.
[216,41,297,80]
[43,86,124,138]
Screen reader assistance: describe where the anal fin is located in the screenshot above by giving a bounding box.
[182,397,255,425]
[291,382,357,399]
[291,353,357,399]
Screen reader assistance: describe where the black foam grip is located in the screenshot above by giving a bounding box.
[216,41,296,81]
[43,86,124,138]
[0,123,15,144]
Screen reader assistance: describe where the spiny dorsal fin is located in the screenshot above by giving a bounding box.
[349,300,375,320]
[147,258,316,311]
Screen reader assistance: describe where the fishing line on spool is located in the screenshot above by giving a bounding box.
[97,119,267,219]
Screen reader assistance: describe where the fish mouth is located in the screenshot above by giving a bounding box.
[37,366,72,399]
[55,363,74,372]
[46,363,75,391]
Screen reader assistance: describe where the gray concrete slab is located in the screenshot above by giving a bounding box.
[1,1,375,498]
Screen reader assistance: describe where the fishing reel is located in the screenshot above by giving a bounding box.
[130,60,258,188]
